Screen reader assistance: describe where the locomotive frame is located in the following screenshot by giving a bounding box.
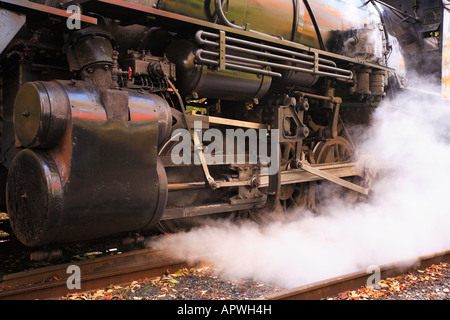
[0,0,448,247]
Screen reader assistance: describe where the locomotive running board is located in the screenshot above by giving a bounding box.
[163,161,371,220]
[298,162,370,196]
[0,0,97,24]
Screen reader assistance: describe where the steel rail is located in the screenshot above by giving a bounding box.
[2,246,447,300]
[265,249,450,300]
[0,248,194,300]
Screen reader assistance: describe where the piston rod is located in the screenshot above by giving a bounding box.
[167,161,366,191]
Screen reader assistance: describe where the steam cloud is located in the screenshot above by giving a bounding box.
[149,83,450,289]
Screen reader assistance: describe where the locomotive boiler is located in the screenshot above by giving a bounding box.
[0,0,447,247]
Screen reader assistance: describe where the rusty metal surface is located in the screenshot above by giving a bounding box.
[0,0,97,24]
[0,248,190,300]
[7,80,165,246]
[266,250,450,300]
[13,81,71,148]
[0,8,25,55]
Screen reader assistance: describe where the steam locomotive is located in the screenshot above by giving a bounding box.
[0,0,448,247]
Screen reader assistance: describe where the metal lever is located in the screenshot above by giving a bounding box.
[299,162,370,196]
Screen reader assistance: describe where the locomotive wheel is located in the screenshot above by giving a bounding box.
[280,142,296,170]
[312,136,363,204]
[312,136,353,164]
[235,143,314,224]
[278,143,316,213]
[278,183,310,212]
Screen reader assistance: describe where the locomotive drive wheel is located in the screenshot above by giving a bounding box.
[312,136,365,205]
[235,143,314,224]
[277,143,310,213]
[248,136,367,223]
[312,136,354,164]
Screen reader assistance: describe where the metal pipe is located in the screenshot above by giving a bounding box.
[291,0,300,42]
[168,161,364,191]
[225,62,282,77]
[195,50,282,77]
[302,92,339,102]
[214,0,246,30]
[223,44,351,75]
[212,0,286,41]
[196,30,353,79]
[302,0,325,50]
[196,30,337,67]
[202,50,352,77]
[168,182,207,191]
[168,178,254,191]
[366,0,420,22]
[197,49,352,80]
[225,44,316,67]
[217,51,351,78]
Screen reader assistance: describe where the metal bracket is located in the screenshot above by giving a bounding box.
[192,129,216,188]
[219,30,226,71]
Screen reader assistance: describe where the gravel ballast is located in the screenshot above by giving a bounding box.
[59,262,449,300]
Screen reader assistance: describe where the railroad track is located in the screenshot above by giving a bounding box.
[1,247,448,300]
[0,248,193,300]
[266,249,450,300]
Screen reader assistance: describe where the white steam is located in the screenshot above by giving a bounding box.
[149,85,450,288]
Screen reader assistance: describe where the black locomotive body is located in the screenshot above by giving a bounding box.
[0,0,447,247]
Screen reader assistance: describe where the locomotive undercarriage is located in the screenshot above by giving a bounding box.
[0,0,390,247]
